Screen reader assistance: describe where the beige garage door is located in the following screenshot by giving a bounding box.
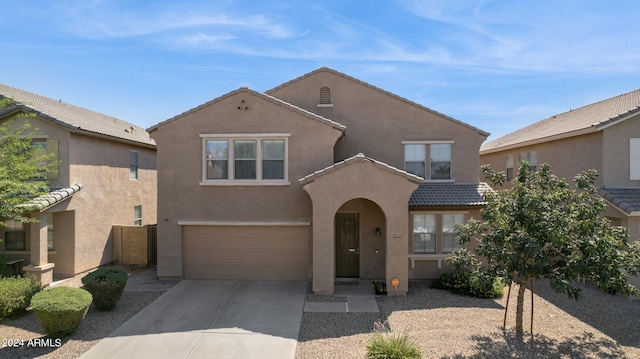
[183,225,309,280]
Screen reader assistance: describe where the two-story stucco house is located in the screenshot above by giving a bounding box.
[480,89,640,244]
[149,67,490,295]
[0,84,157,286]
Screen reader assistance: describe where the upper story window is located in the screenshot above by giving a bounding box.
[200,134,290,186]
[130,151,139,180]
[317,86,333,107]
[403,142,452,181]
[631,138,640,180]
[506,154,514,181]
[32,139,58,180]
[519,151,537,172]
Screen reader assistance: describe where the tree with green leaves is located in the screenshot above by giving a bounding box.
[0,97,52,228]
[457,162,640,335]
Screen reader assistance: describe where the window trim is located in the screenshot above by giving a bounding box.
[129,150,139,180]
[200,133,291,186]
[410,211,468,256]
[134,205,142,226]
[402,141,454,182]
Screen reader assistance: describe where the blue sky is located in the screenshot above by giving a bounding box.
[2,1,640,140]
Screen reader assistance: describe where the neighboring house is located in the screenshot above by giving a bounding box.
[149,67,490,295]
[480,89,640,244]
[0,84,157,286]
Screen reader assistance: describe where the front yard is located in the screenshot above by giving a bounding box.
[296,280,640,358]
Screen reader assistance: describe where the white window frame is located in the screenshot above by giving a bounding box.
[506,154,514,181]
[631,138,640,180]
[409,211,468,268]
[129,150,139,180]
[519,151,537,172]
[402,141,454,182]
[200,133,291,186]
[134,205,142,226]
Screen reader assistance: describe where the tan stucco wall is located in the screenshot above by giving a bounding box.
[480,131,604,188]
[0,116,157,277]
[67,133,157,275]
[150,90,343,278]
[602,114,640,187]
[303,160,419,295]
[268,71,487,183]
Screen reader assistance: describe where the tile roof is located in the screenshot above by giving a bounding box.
[17,184,83,211]
[299,153,423,185]
[0,84,155,147]
[149,86,346,133]
[598,187,640,215]
[481,89,640,153]
[409,183,492,207]
[266,67,490,137]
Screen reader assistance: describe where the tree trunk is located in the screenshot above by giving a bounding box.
[515,281,527,335]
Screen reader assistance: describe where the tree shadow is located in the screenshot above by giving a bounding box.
[440,330,628,359]
[531,279,640,348]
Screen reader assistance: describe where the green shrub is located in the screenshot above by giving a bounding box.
[31,286,92,338]
[0,276,41,320]
[438,249,504,299]
[81,267,128,311]
[366,321,423,359]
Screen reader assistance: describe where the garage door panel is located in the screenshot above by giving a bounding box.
[183,226,309,280]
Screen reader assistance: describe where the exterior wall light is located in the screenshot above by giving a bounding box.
[375,227,381,236]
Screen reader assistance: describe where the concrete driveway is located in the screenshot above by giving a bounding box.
[80,280,307,359]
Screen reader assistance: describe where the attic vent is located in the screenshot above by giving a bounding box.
[317,86,333,107]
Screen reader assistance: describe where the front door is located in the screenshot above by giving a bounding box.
[335,213,359,277]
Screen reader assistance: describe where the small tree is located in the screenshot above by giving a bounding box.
[457,162,640,335]
[0,97,52,228]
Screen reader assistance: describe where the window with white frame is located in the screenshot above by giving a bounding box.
[202,134,289,184]
[47,213,54,250]
[4,220,26,250]
[506,154,514,181]
[630,138,640,180]
[412,212,466,254]
[130,151,139,180]
[519,151,537,172]
[413,214,436,253]
[134,205,142,226]
[404,142,452,180]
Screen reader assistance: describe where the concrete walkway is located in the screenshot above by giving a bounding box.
[304,280,380,313]
[80,280,307,359]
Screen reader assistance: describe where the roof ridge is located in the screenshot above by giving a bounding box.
[266,67,490,137]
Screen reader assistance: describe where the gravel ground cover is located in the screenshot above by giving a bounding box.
[2,269,638,358]
[296,280,640,359]
[0,266,174,359]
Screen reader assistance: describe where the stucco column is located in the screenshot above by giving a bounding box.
[312,207,336,295]
[385,210,410,296]
[24,212,55,287]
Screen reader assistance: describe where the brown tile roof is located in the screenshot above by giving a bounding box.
[481,89,640,153]
[598,187,640,215]
[266,67,490,138]
[0,84,155,147]
[409,183,492,207]
[17,184,83,211]
[299,153,423,185]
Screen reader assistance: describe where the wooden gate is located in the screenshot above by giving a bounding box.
[113,224,157,266]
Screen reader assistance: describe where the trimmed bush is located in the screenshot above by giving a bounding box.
[366,321,423,359]
[0,276,41,320]
[81,267,128,311]
[31,286,92,338]
[437,249,504,299]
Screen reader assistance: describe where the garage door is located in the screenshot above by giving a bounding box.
[183,225,309,280]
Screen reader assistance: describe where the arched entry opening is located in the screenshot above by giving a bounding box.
[335,198,386,279]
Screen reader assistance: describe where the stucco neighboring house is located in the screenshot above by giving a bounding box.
[0,84,157,286]
[480,89,640,246]
[149,67,490,295]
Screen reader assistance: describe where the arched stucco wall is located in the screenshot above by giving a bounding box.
[302,155,420,295]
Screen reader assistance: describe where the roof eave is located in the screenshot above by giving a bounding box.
[480,126,599,155]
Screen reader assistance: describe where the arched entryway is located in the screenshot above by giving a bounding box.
[335,198,386,279]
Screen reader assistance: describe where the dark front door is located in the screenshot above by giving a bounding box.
[335,213,359,277]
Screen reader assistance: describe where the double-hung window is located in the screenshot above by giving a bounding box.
[412,212,466,254]
[506,154,514,181]
[201,134,289,185]
[403,142,453,180]
[519,151,537,172]
[130,151,139,180]
[4,220,26,250]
